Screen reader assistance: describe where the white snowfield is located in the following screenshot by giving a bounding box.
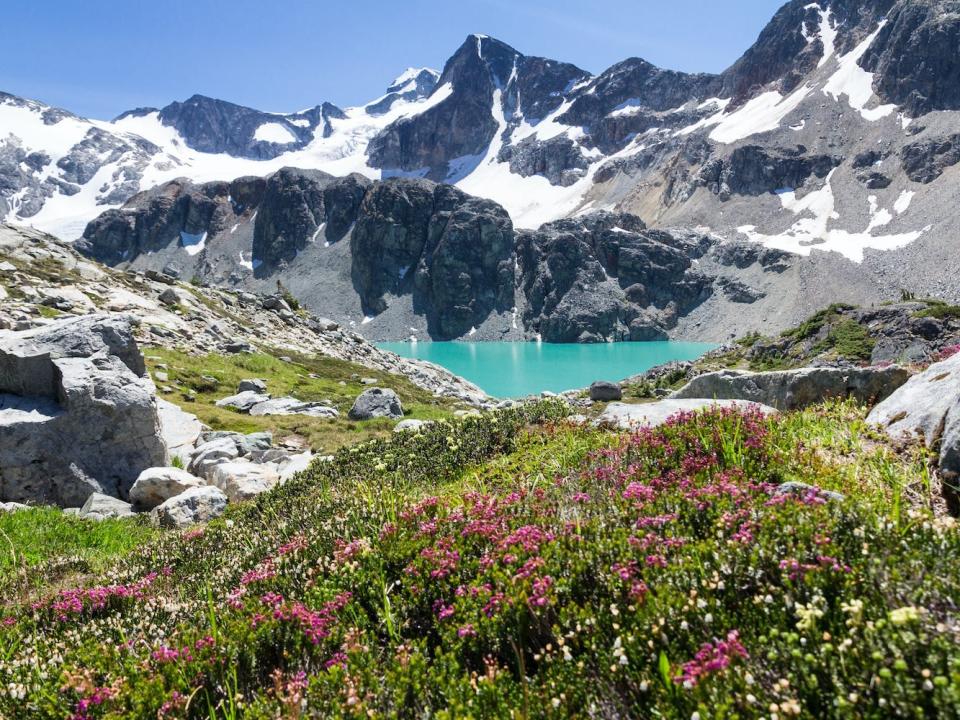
[252,122,297,144]
[0,13,929,263]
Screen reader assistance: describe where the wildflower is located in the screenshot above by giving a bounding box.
[795,600,824,631]
[675,630,748,686]
[841,599,864,626]
[889,606,921,625]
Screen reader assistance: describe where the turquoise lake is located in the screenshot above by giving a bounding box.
[378,341,717,398]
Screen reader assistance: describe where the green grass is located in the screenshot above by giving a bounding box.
[780,303,856,341]
[35,305,62,318]
[144,348,461,453]
[0,507,158,598]
[915,303,960,320]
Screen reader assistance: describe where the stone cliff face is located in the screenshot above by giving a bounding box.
[78,171,784,343]
[862,0,960,116]
[517,213,714,342]
[350,180,515,338]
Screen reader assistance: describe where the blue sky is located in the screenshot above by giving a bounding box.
[2,0,785,120]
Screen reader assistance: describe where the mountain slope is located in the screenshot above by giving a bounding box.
[3,0,960,341]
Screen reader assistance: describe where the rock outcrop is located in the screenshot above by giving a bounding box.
[868,350,960,515]
[0,315,166,506]
[671,365,912,412]
[517,213,713,342]
[594,399,777,430]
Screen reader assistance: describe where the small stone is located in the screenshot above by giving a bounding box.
[158,288,181,306]
[129,467,206,510]
[151,486,228,528]
[238,378,267,393]
[80,492,134,521]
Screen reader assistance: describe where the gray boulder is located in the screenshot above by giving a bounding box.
[211,460,280,502]
[129,467,205,510]
[238,378,267,393]
[1,315,166,507]
[80,492,134,520]
[249,397,339,418]
[151,486,228,528]
[215,390,270,412]
[348,387,403,420]
[158,288,181,306]
[589,381,622,402]
[595,399,777,430]
[394,418,429,433]
[189,436,242,481]
[0,313,145,398]
[671,366,911,412]
[868,352,960,514]
[156,397,202,465]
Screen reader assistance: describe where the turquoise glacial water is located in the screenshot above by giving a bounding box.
[377,341,717,398]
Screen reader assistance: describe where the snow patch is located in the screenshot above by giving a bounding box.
[822,21,897,121]
[253,122,298,144]
[739,171,927,262]
[894,190,914,214]
[180,231,207,256]
[705,86,813,144]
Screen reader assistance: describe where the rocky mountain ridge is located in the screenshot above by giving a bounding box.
[3,0,960,341]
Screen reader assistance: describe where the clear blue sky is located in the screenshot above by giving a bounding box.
[1,0,786,120]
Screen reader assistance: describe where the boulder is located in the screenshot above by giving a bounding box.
[189,437,242,481]
[1,316,166,506]
[249,397,339,418]
[595,399,777,430]
[276,451,313,481]
[215,390,271,412]
[0,313,145,398]
[589,381,623,402]
[158,288,181,306]
[80,492,134,520]
[394,419,429,433]
[156,397,202,465]
[671,366,911,412]
[238,378,267,393]
[129,467,206,510]
[0,501,28,513]
[868,352,960,514]
[211,460,280,502]
[236,431,274,458]
[348,387,403,420]
[151,486,228,528]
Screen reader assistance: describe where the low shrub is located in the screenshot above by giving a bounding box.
[1,401,957,718]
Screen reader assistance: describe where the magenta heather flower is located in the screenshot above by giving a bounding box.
[675,630,749,686]
[457,624,477,638]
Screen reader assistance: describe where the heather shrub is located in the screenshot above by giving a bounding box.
[1,401,957,718]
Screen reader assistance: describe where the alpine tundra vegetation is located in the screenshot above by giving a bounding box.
[2,0,960,717]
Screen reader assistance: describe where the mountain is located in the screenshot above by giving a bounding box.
[4,0,960,341]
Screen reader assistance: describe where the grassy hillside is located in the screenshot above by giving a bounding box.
[1,399,957,718]
[144,348,461,454]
